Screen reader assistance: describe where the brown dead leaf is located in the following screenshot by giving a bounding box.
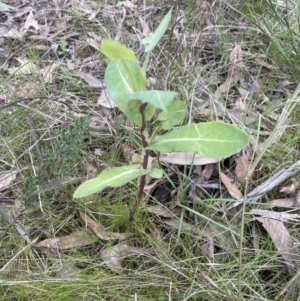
[228,107,257,125]
[34,231,97,250]
[280,178,300,194]
[214,45,243,98]
[72,70,104,88]
[80,211,131,240]
[256,217,298,273]
[0,170,17,191]
[193,164,215,184]
[219,171,243,199]
[21,11,39,34]
[40,63,60,83]
[3,28,24,40]
[201,238,214,260]
[162,218,212,239]
[159,152,220,165]
[202,163,215,180]
[235,155,253,183]
[144,205,181,218]
[100,243,155,273]
[8,58,38,75]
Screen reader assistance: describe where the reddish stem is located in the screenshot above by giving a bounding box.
[129,103,149,221]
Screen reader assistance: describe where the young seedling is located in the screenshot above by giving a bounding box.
[73,9,251,220]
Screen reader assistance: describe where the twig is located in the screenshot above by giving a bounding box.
[229,159,300,210]
[26,115,44,166]
[0,205,31,243]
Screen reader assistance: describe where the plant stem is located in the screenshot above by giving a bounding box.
[129,103,149,221]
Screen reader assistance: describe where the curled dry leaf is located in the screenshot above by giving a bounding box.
[256,217,298,273]
[34,231,97,250]
[280,178,300,194]
[100,243,155,273]
[235,154,253,183]
[219,171,243,200]
[80,211,132,240]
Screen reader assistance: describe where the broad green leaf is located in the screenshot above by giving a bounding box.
[73,164,151,198]
[149,168,163,179]
[105,59,152,126]
[146,122,250,158]
[129,90,177,111]
[141,8,172,52]
[101,39,137,62]
[0,2,14,11]
[158,101,186,130]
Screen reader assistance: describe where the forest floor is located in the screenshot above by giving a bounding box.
[1,0,300,300]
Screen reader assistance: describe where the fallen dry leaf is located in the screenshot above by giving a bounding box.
[162,218,212,239]
[295,190,300,207]
[40,63,60,83]
[235,154,253,183]
[34,231,97,250]
[219,171,243,199]
[119,0,137,9]
[100,243,154,273]
[144,205,181,218]
[97,89,116,108]
[193,164,215,184]
[80,211,132,240]
[250,209,300,222]
[256,217,298,273]
[269,198,296,208]
[159,152,220,165]
[72,70,104,88]
[8,58,38,75]
[280,178,300,194]
[201,238,214,260]
[0,170,18,191]
[228,107,257,125]
[3,28,24,39]
[21,11,39,34]
[214,44,244,98]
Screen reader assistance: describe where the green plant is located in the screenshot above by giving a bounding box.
[73,9,250,219]
[23,115,90,207]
